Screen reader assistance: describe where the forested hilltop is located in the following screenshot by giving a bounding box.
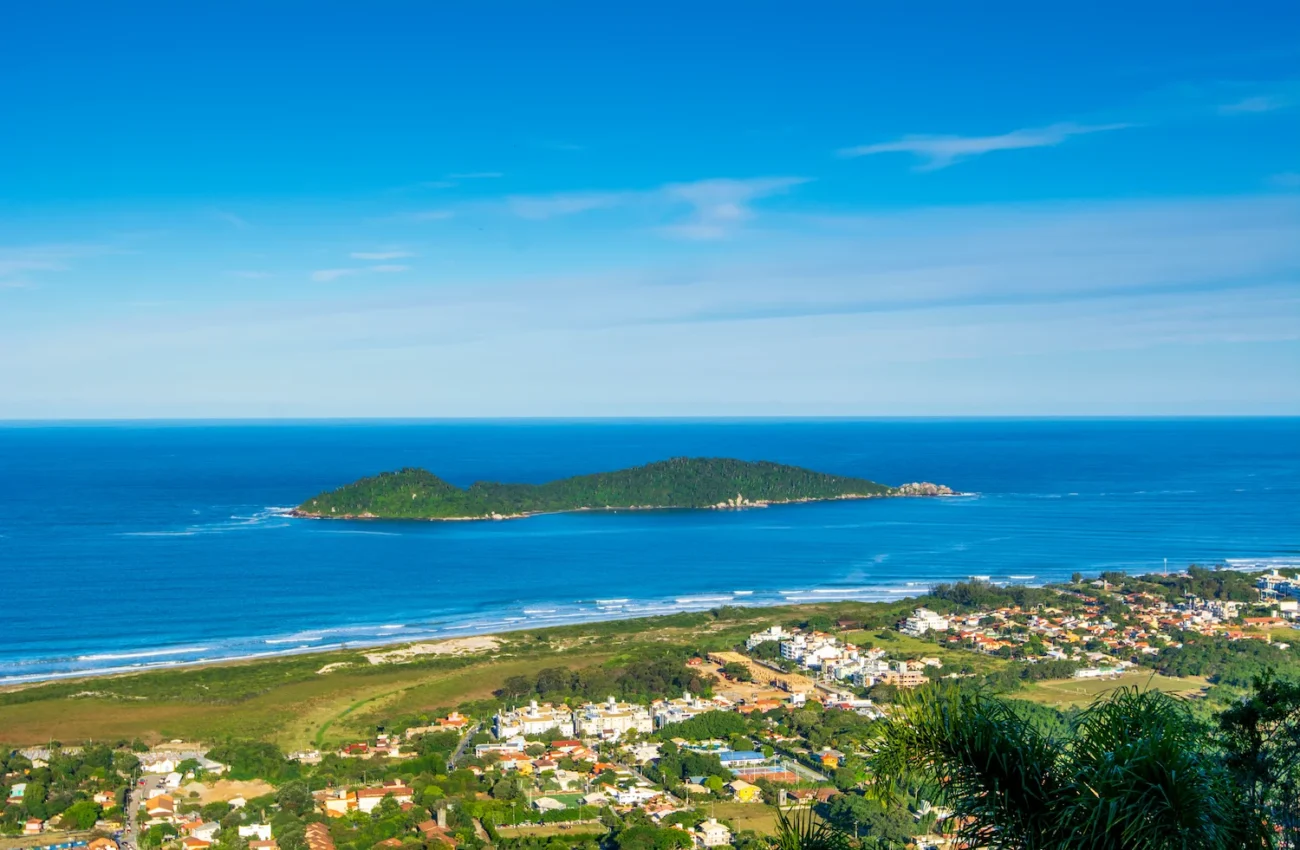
[294,456,952,520]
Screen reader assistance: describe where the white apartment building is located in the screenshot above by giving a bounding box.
[574,696,653,740]
[900,608,950,637]
[745,625,794,650]
[494,701,575,738]
[651,692,729,728]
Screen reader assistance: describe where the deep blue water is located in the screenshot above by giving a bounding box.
[1,419,1297,683]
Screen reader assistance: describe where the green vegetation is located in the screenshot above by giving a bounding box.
[0,743,136,835]
[295,457,912,519]
[1156,633,1300,686]
[865,678,1300,850]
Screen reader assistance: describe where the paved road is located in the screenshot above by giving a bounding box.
[446,722,482,772]
[123,774,164,850]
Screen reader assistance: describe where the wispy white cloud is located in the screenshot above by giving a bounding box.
[1270,172,1300,188]
[214,210,250,229]
[229,270,273,279]
[412,210,455,221]
[503,176,808,239]
[1219,94,1291,114]
[9,196,1298,416]
[447,171,503,180]
[658,177,808,240]
[839,122,1132,170]
[507,191,627,220]
[311,265,410,283]
[350,251,415,260]
[0,242,115,289]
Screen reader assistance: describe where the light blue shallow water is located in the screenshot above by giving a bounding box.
[1,419,1297,683]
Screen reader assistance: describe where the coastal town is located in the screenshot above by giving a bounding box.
[4,568,1299,850]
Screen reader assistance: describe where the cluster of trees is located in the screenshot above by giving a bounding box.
[924,580,1061,613]
[496,656,715,704]
[656,710,750,742]
[1146,565,1263,603]
[0,743,135,834]
[1155,634,1300,687]
[300,457,894,519]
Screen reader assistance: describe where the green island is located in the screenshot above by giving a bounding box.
[293,456,953,520]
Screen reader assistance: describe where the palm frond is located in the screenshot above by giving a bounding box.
[772,806,853,850]
[866,683,1063,850]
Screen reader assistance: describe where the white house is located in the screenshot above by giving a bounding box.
[140,757,179,775]
[355,785,413,814]
[191,823,221,842]
[696,818,733,848]
[614,787,661,806]
[532,797,566,813]
[238,825,273,841]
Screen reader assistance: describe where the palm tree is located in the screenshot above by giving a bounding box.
[866,684,1265,850]
[771,806,852,850]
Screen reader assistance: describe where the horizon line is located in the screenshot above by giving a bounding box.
[1,414,1298,426]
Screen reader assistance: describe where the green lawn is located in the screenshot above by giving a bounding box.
[1013,671,1208,709]
[710,801,780,834]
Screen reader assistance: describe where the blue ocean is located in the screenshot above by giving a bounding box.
[1,419,1297,684]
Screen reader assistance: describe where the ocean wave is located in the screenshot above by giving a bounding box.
[78,646,211,661]
[119,507,294,538]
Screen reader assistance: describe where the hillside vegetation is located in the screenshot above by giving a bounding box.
[294,456,936,520]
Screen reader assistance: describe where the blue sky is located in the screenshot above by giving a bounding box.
[2,1,1298,417]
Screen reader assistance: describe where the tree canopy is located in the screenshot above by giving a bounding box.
[296,457,906,519]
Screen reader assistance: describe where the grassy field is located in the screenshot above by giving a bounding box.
[1013,671,1209,709]
[709,801,780,834]
[0,647,620,749]
[0,602,886,748]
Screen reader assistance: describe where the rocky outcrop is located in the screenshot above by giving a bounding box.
[895,482,955,496]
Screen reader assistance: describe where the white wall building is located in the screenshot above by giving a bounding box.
[901,608,950,637]
[575,697,653,740]
[745,626,793,650]
[494,701,575,738]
